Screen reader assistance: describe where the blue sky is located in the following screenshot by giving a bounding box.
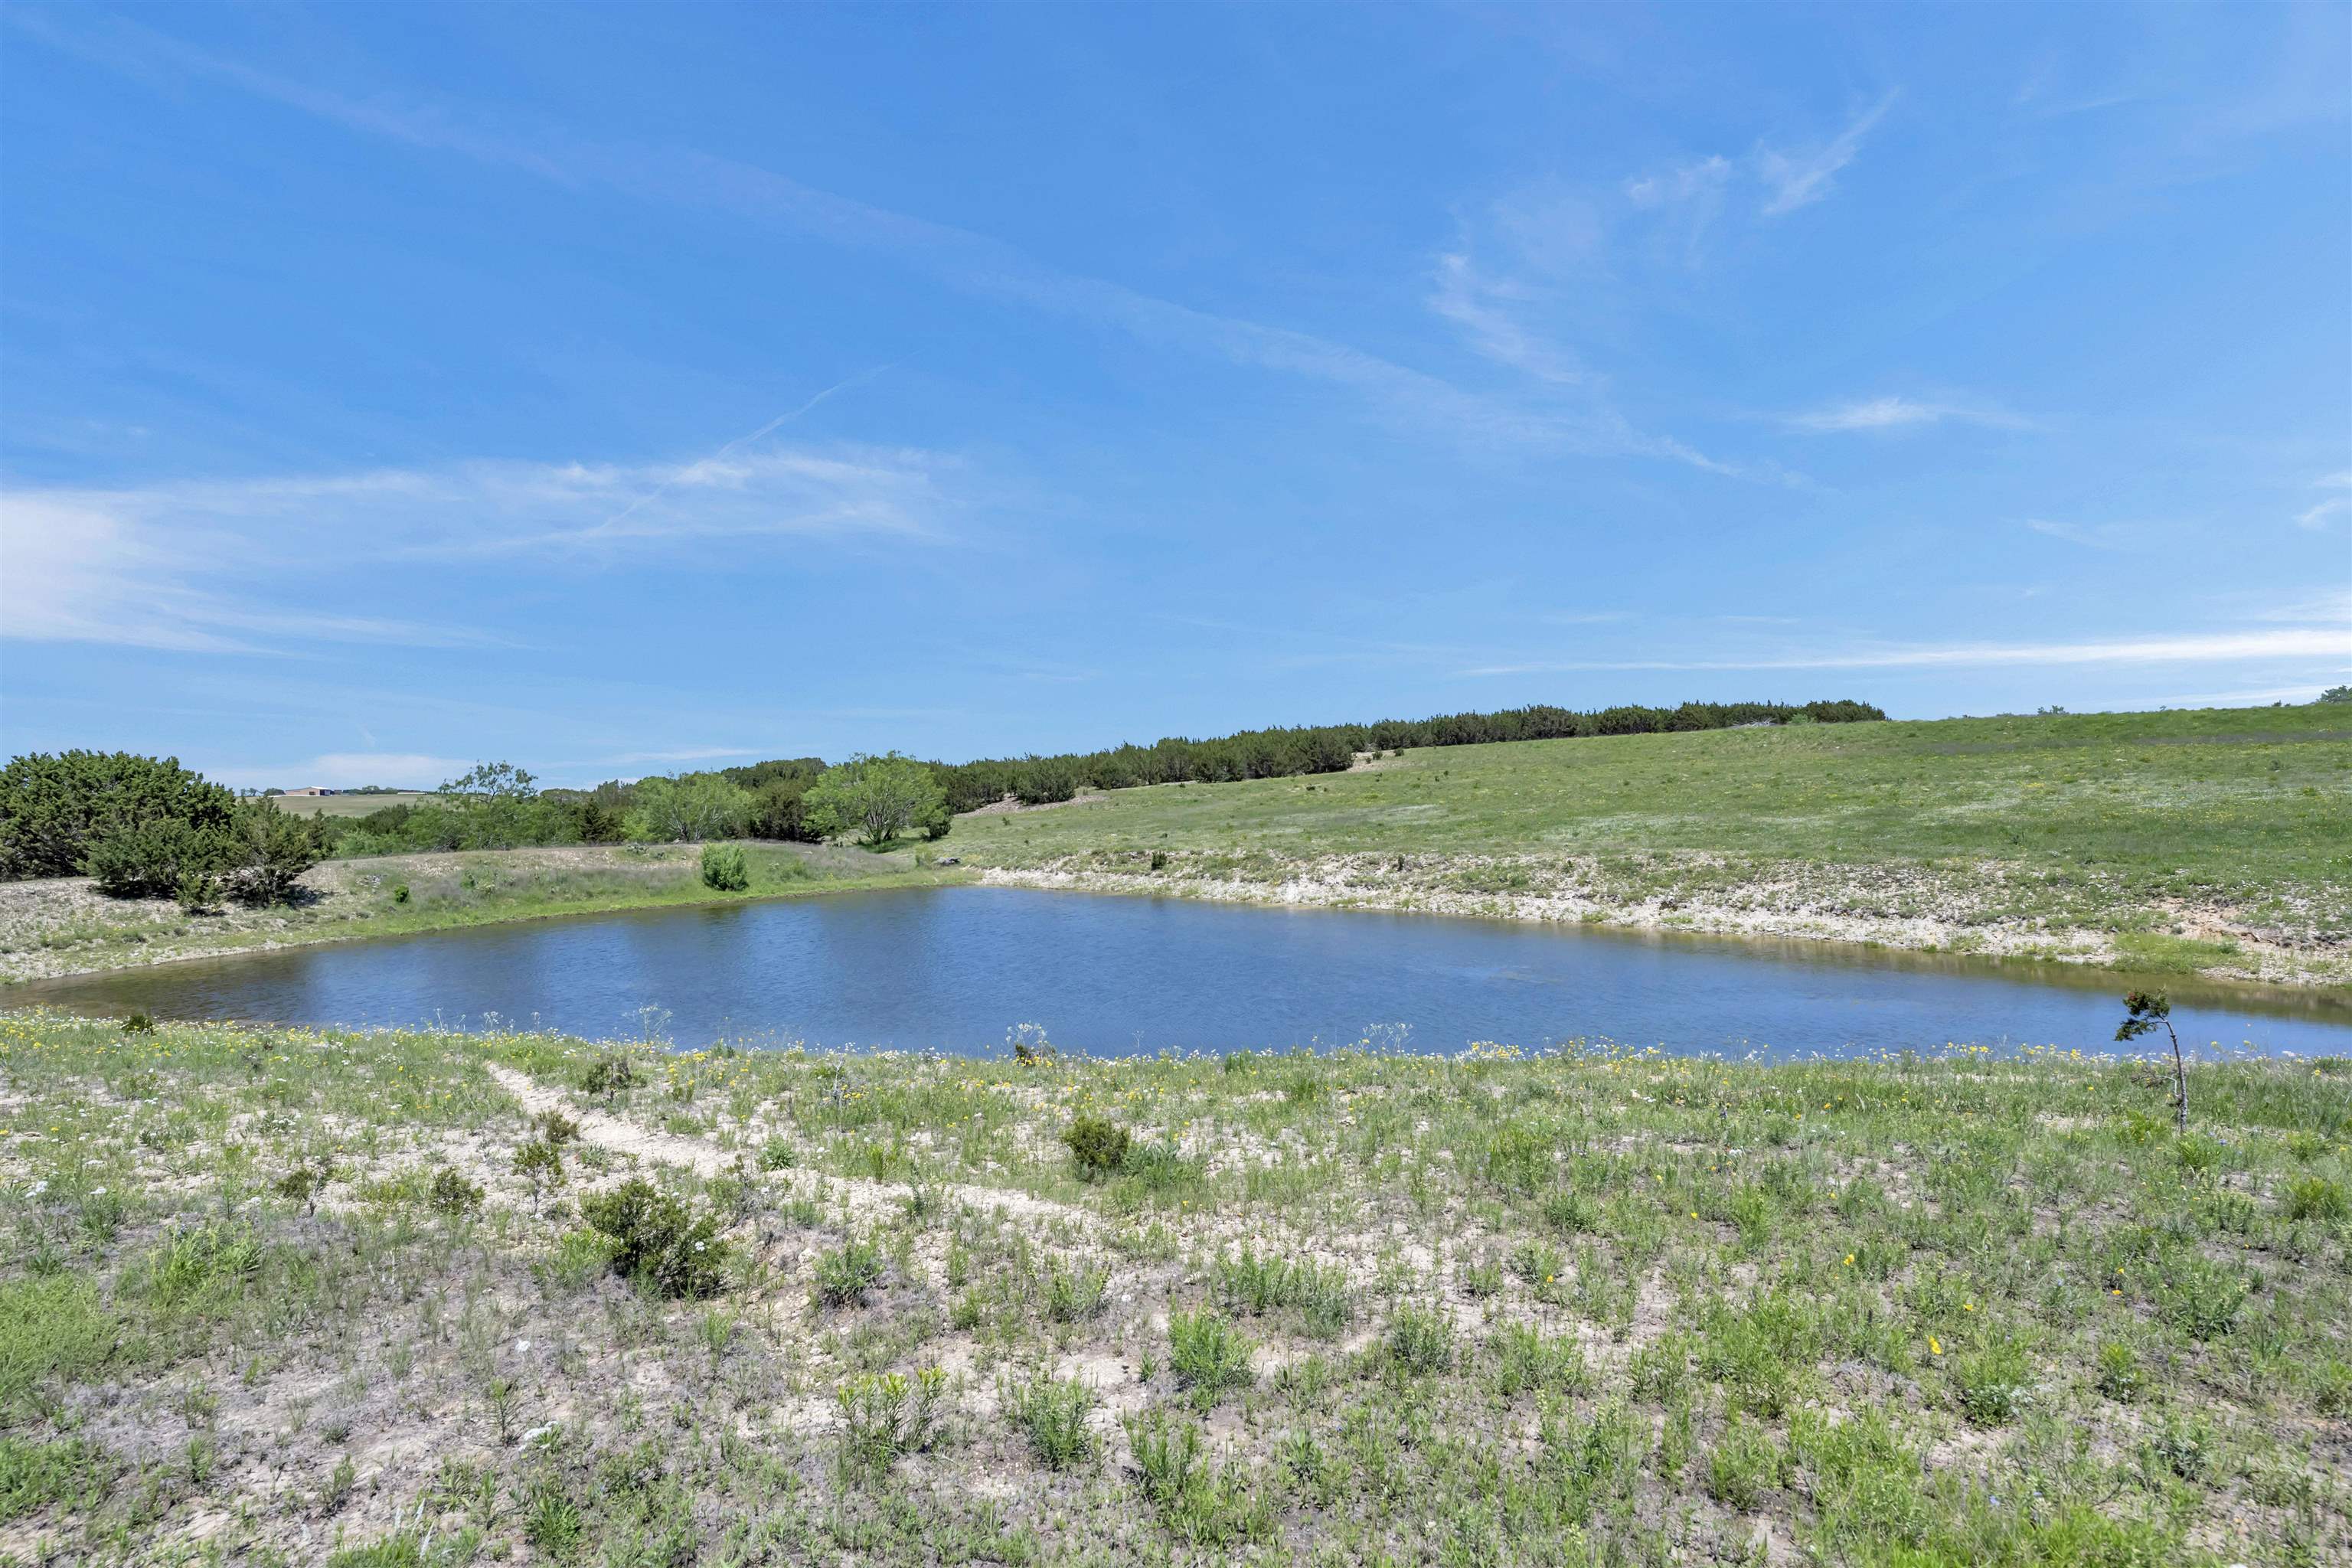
[2,4,2347,789]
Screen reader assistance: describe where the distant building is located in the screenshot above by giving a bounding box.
[282,786,336,796]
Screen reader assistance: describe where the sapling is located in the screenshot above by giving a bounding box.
[2115,990,2189,1131]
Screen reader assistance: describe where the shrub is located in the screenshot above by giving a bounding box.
[0,751,236,882]
[428,1168,484,1217]
[390,882,410,904]
[1043,1260,1109,1321]
[699,842,750,892]
[1168,1310,1255,1402]
[220,800,322,904]
[1004,1374,1095,1468]
[2283,1175,2348,1223]
[1705,1415,1782,1511]
[1063,1114,1131,1179]
[1951,1341,2030,1425]
[580,1054,640,1098]
[1384,1306,1454,1374]
[836,1367,947,1471]
[2157,1258,2249,1340]
[2094,1340,2141,1403]
[813,1237,884,1307]
[87,818,224,900]
[1124,1410,1272,1547]
[578,1179,727,1298]
[122,1012,154,1034]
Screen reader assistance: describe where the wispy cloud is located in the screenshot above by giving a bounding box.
[1460,626,2352,677]
[1427,253,1588,386]
[10,10,1726,473]
[1784,395,2027,434]
[607,746,765,765]
[2296,470,2352,530]
[1756,93,1899,216]
[0,440,950,652]
[2025,518,2144,550]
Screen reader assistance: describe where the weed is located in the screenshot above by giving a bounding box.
[837,1367,948,1471]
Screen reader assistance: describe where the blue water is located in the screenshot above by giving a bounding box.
[16,885,2350,1059]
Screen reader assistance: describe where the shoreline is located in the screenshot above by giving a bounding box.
[972,850,2352,992]
[0,841,966,985]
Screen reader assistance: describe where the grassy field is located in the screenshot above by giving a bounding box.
[952,707,2352,986]
[1,1011,2346,1564]
[0,842,958,984]
[265,792,430,818]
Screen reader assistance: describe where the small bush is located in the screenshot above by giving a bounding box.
[428,1168,484,1217]
[814,1237,885,1307]
[1705,1415,1781,1511]
[578,1179,727,1298]
[759,1137,795,1171]
[1952,1341,2030,1425]
[2094,1340,2141,1403]
[580,1054,640,1098]
[1044,1260,1109,1321]
[2284,1175,2348,1223]
[1168,1310,1255,1403]
[1384,1306,1454,1374]
[2157,1258,2249,1340]
[390,882,410,904]
[837,1367,947,1471]
[1124,1409,1272,1547]
[1005,1374,1095,1468]
[121,1011,155,1034]
[699,842,750,892]
[1063,1115,1131,1179]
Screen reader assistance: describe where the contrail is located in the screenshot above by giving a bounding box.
[589,363,895,537]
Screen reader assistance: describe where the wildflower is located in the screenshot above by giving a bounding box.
[1843,1254,1855,1266]
[1929,1337,1942,1356]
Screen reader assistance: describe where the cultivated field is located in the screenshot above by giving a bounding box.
[1,1012,2346,1564]
[953,707,2352,986]
[0,843,952,984]
[266,792,430,818]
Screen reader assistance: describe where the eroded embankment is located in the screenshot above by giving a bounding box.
[977,848,2352,988]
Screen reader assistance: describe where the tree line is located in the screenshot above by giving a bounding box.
[1,697,1885,897]
[923,698,1886,812]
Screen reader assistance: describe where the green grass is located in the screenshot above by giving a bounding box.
[266,791,431,818]
[953,705,2352,979]
[2,1008,2347,1563]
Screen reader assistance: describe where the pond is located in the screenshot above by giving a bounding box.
[18,886,2352,1060]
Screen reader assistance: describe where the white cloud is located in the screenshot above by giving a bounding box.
[209,753,472,790]
[1625,155,1733,211]
[1756,93,1898,216]
[1460,626,2352,676]
[1784,395,2027,434]
[0,440,950,652]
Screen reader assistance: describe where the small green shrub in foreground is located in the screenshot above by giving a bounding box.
[427,1168,484,1217]
[1063,1114,1131,1178]
[1167,1310,1254,1403]
[1005,1374,1096,1468]
[837,1367,947,1471]
[699,842,750,892]
[814,1237,884,1307]
[578,1179,727,1298]
[1384,1306,1454,1374]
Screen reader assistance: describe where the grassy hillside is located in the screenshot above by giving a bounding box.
[2,1011,2344,1564]
[953,707,2352,983]
[267,790,430,818]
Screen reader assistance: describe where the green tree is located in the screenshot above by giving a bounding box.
[2321,686,2352,705]
[435,762,539,850]
[0,752,237,881]
[220,799,323,905]
[801,753,948,848]
[624,773,753,842]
